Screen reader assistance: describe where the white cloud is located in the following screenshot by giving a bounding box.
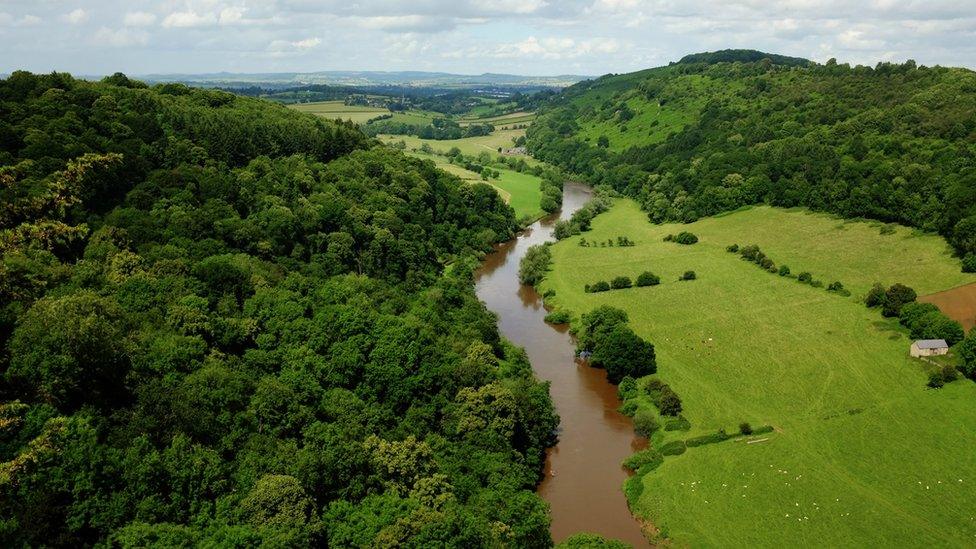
[123,11,157,27]
[268,37,321,52]
[487,36,621,59]
[93,26,149,47]
[161,10,217,28]
[63,8,88,25]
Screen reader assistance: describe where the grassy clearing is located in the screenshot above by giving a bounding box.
[540,200,976,547]
[290,101,440,126]
[379,129,530,158]
[290,100,388,124]
[459,111,536,127]
[404,151,542,221]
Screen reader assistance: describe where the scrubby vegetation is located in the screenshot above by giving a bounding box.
[0,72,558,547]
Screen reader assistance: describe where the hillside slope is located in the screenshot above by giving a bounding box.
[527,52,976,267]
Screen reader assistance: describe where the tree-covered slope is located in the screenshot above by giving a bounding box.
[527,54,976,267]
[0,72,557,547]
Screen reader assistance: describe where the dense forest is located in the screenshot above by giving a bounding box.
[0,72,558,546]
[527,52,976,267]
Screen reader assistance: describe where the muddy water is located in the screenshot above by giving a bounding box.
[920,282,976,332]
[475,182,648,547]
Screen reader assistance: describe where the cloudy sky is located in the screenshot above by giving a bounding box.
[1,1,974,76]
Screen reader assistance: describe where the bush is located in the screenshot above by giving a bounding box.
[865,282,886,307]
[659,440,687,456]
[739,422,753,435]
[663,234,674,242]
[544,310,571,324]
[958,333,976,379]
[518,244,551,286]
[685,430,731,448]
[726,244,739,253]
[827,281,850,296]
[588,280,610,293]
[657,388,683,416]
[622,448,663,473]
[611,276,632,289]
[778,265,791,276]
[636,271,660,287]
[963,254,976,273]
[557,533,631,549]
[673,231,699,245]
[663,415,691,431]
[590,326,657,384]
[797,271,813,283]
[679,270,697,281]
[882,283,917,317]
[633,410,660,438]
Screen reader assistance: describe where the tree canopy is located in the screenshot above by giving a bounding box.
[0,72,556,547]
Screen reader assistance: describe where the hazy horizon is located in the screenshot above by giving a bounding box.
[1,1,975,77]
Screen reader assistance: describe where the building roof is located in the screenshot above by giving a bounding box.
[914,339,949,349]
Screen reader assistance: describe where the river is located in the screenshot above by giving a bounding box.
[474,182,649,547]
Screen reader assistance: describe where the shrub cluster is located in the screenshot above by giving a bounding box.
[678,270,697,281]
[544,310,571,324]
[898,302,964,345]
[585,271,661,292]
[552,186,615,240]
[731,244,850,294]
[576,306,656,384]
[518,244,552,286]
[865,282,918,317]
[643,378,683,416]
[622,448,664,473]
[578,236,634,247]
[927,364,960,389]
[664,231,698,245]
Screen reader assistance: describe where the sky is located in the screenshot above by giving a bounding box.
[1,1,975,76]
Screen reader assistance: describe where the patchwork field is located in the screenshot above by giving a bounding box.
[540,200,976,547]
[405,151,543,221]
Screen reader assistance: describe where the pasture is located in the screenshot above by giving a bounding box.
[290,100,388,124]
[539,200,976,547]
[379,128,530,158]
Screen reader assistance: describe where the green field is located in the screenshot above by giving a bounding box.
[540,200,976,547]
[380,128,530,158]
[290,100,388,124]
[291,101,440,126]
[404,151,543,221]
[459,111,536,128]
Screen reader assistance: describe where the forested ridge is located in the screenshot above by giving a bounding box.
[527,52,976,266]
[0,72,558,546]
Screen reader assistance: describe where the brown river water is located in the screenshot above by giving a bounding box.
[474,182,649,546]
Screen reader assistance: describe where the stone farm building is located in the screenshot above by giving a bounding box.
[910,339,949,357]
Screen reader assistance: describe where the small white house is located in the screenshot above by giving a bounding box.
[910,339,949,358]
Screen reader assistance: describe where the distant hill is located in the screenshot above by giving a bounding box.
[137,70,589,90]
[675,49,812,67]
[526,53,976,263]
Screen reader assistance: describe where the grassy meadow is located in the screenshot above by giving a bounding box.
[379,128,529,157]
[290,100,388,124]
[540,200,976,547]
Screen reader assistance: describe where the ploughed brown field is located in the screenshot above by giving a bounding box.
[920,282,976,332]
